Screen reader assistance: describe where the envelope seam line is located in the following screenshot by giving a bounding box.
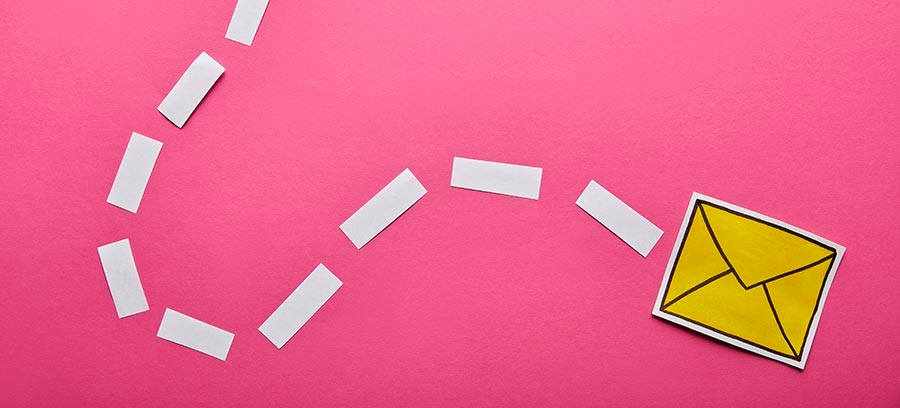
[698,199,834,250]
[658,202,703,307]
[763,283,798,357]
[745,254,836,290]
[661,269,732,309]
[697,203,741,286]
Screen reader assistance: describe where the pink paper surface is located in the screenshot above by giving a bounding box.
[2,0,899,406]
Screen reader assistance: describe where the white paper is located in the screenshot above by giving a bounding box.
[225,0,270,46]
[97,239,149,318]
[339,168,427,249]
[450,157,542,200]
[576,181,663,257]
[106,132,163,213]
[157,52,225,128]
[157,309,234,361]
[259,264,343,349]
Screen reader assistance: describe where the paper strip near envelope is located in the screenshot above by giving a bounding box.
[225,0,270,46]
[576,180,663,257]
[652,193,844,369]
[97,239,149,318]
[450,157,542,200]
[340,168,427,249]
[157,309,234,361]
[259,264,343,349]
[106,132,162,213]
[157,52,225,128]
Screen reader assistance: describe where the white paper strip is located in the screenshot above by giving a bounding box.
[576,180,663,257]
[97,239,149,318]
[339,168,427,249]
[106,132,163,213]
[259,264,343,349]
[450,157,542,200]
[225,0,270,46]
[157,52,225,128]
[157,309,234,361]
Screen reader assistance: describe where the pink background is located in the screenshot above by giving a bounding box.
[2,0,899,406]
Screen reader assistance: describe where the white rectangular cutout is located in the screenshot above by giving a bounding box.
[157,52,225,128]
[106,132,163,213]
[259,264,343,349]
[576,180,663,257]
[339,168,427,249]
[225,0,270,46]
[97,239,149,318]
[157,309,234,361]
[450,157,542,200]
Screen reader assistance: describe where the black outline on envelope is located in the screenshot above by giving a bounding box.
[658,200,837,362]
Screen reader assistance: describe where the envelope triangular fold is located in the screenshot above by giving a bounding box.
[765,257,834,355]
[662,205,731,305]
[664,272,795,357]
[701,202,834,287]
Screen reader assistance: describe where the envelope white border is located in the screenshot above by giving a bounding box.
[652,192,845,369]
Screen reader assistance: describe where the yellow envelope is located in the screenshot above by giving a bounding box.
[652,193,844,369]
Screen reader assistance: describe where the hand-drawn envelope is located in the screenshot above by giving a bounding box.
[653,193,844,369]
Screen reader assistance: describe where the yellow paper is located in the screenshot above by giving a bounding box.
[653,193,844,369]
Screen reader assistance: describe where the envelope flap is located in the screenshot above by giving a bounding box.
[700,202,835,288]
